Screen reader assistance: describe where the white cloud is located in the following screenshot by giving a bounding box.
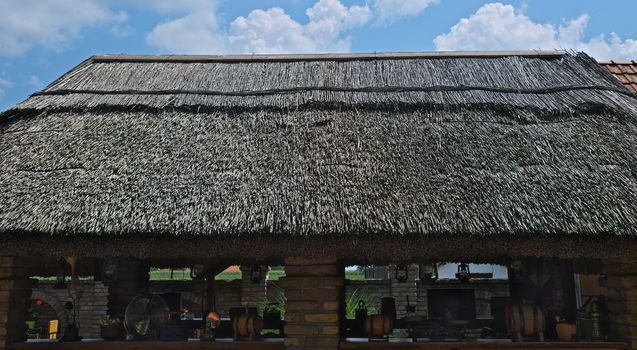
[147,0,372,54]
[0,0,126,56]
[228,8,319,54]
[433,3,637,60]
[434,3,556,51]
[229,0,371,54]
[574,33,637,61]
[147,11,229,54]
[371,0,439,24]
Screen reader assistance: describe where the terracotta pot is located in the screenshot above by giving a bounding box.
[556,323,576,341]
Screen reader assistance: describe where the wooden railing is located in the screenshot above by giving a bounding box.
[11,339,285,350]
[12,339,627,350]
[341,340,627,350]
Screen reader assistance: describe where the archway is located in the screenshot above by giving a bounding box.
[30,290,69,337]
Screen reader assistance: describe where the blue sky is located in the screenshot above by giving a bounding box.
[1,0,636,111]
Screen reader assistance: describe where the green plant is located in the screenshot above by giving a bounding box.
[99,315,122,326]
[345,287,379,319]
[258,282,286,318]
[345,270,365,280]
[266,270,285,280]
[27,302,40,322]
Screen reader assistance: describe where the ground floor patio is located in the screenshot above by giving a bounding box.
[2,248,637,350]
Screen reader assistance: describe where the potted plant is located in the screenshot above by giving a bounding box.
[25,301,41,337]
[99,316,124,340]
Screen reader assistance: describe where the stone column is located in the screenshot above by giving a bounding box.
[0,256,35,349]
[280,257,343,350]
[603,258,637,349]
[106,258,149,319]
[240,265,268,307]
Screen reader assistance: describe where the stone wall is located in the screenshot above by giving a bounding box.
[345,276,508,320]
[241,265,268,306]
[216,280,243,315]
[602,258,637,348]
[389,264,421,318]
[33,280,109,339]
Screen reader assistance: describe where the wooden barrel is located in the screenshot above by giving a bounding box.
[232,314,263,340]
[505,304,545,342]
[364,315,394,340]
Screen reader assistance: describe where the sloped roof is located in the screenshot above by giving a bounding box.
[599,60,637,93]
[1,51,637,260]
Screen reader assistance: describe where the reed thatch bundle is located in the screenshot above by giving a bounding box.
[1,51,636,260]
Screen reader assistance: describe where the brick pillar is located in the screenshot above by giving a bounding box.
[106,258,149,319]
[0,256,35,349]
[240,265,268,307]
[280,257,343,350]
[603,258,637,349]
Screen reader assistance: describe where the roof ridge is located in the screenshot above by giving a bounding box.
[600,60,637,65]
[90,50,567,63]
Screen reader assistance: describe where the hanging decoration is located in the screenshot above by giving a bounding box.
[102,256,119,284]
[395,264,409,283]
[419,263,438,281]
[190,261,205,281]
[455,263,471,282]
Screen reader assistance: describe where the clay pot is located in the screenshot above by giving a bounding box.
[556,323,576,341]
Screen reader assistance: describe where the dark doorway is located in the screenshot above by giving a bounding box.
[427,289,476,320]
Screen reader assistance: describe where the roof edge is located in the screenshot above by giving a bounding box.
[598,60,637,64]
[91,50,568,63]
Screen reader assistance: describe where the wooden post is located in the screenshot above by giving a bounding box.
[0,256,35,349]
[279,257,343,350]
[602,258,637,349]
[204,266,216,314]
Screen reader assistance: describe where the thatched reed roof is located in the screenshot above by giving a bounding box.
[1,51,637,261]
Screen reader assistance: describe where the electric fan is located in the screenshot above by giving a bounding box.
[124,293,170,340]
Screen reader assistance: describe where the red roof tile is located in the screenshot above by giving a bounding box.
[621,65,635,73]
[599,61,637,93]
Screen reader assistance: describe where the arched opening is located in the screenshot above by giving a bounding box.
[30,290,69,339]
